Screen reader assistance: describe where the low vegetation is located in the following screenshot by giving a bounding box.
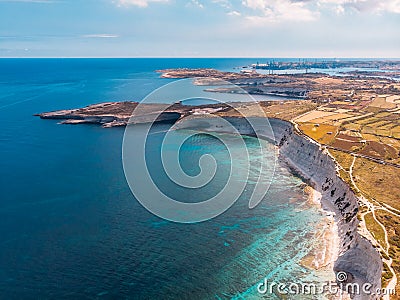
[364,212,386,249]
[329,149,354,171]
[375,210,400,297]
[298,123,337,144]
[352,158,400,211]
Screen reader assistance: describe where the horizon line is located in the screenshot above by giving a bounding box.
[1,56,400,60]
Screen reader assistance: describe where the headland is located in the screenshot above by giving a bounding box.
[36,65,400,298]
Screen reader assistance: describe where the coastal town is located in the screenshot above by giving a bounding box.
[37,64,400,298]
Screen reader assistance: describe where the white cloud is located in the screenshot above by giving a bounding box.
[318,0,400,14]
[117,0,168,8]
[187,0,204,8]
[227,10,241,16]
[242,0,319,24]
[238,0,399,26]
[82,34,119,38]
[335,4,345,14]
[242,0,265,11]
[212,0,231,9]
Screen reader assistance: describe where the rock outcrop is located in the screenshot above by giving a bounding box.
[37,102,383,298]
[270,118,382,299]
[177,116,383,299]
[35,102,230,127]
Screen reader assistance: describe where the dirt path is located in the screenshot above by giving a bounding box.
[348,155,397,297]
[381,203,400,216]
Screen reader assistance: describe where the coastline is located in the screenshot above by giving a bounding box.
[173,115,380,298]
[276,153,340,274]
[35,103,384,298]
[185,115,383,298]
[300,186,339,273]
[270,118,382,299]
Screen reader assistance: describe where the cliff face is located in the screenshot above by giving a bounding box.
[270,118,382,299]
[178,116,383,299]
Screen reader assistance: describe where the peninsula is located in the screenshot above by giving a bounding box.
[36,67,400,298]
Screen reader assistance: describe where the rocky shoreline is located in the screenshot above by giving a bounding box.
[271,119,382,299]
[35,101,232,127]
[36,103,383,299]
[175,116,383,299]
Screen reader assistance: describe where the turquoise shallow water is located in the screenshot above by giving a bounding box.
[0,59,333,299]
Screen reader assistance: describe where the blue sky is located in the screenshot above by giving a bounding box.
[0,0,399,57]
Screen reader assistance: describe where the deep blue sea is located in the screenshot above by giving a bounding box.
[0,59,334,299]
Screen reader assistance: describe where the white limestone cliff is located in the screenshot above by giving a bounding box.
[176,116,383,299]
